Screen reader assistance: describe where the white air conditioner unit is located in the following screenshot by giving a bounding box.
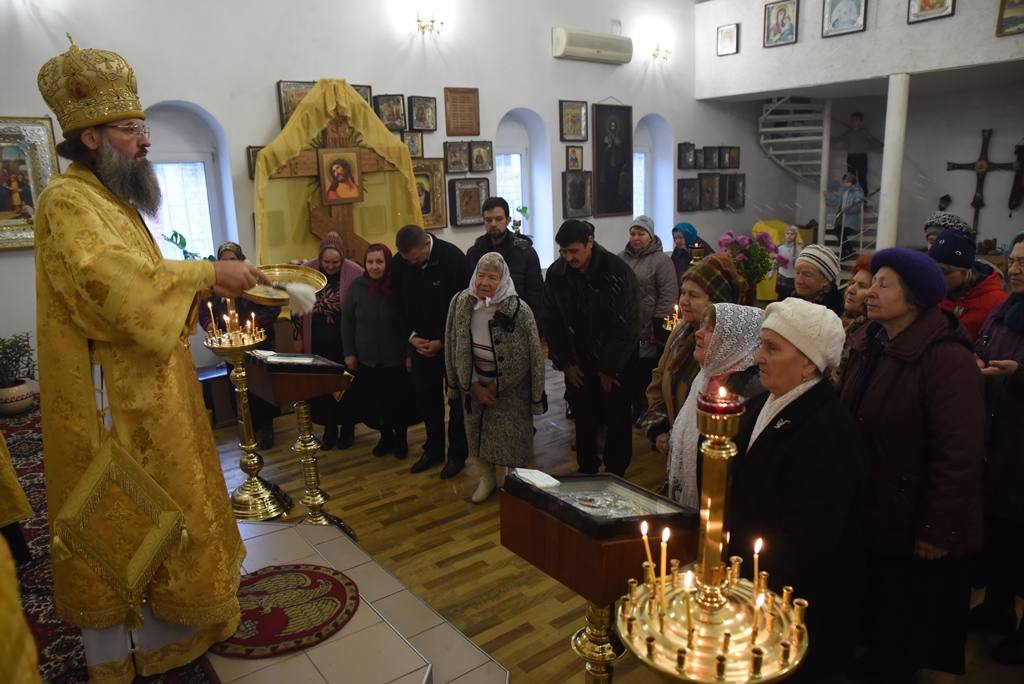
[552,27,633,65]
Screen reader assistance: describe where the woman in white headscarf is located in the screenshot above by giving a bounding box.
[666,303,764,508]
[445,253,546,503]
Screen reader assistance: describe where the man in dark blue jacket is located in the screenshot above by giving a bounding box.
[543,220,640,476]
[390,225,469,478]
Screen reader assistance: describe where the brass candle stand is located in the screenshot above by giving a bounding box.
[291,397,357,539]
[204,299,292,521]
[614,396,808,682]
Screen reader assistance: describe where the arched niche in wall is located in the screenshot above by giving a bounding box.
[635,113,674,247]
[144,100,239,259]
[494,107,554,265]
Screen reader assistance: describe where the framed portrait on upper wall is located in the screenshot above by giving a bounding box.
[559,100,588,142]
[764,0,798,47]
[694,148,705,169]
[402,131,423,159]
[0,116,58,249]
[444,141,470,173]
[907,0,954,24]
[352,84,373,105]
[719,146,740,169]
[373,94,407,131]
[277,80,316,127]
[562,171,593,219]
[318,148,363,205]
[677,178,700,212]
[822,0,867,38]
[246,145,264,180]
[996,0,1024,37]
[721,173,746,211]
[448,178,490,227]
[591,103,632,217]
[703,146,720,170]
[566,145,584,171]
[699,173,721,211]
[407,96,437,132]
[469,141,493,172]
[412,158,446,229]
[678,142,696,170]
[717,23,739,56]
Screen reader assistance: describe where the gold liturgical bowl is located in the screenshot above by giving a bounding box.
[243,263,328,306]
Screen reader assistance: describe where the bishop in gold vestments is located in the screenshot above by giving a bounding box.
[33,39,264,682]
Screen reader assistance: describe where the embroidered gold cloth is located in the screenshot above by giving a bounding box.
[34,163,244,630]
[0,536,40,683]
[0,433,32,528]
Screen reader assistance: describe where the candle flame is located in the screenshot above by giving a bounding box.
[661,527,670,543]
[754,537,763,554]
[755,593,766,609]
[641,520,649,536]
[683,570,694,590]
[718,385,728,399]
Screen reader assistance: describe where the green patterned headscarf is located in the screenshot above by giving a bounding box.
[681,253,744,304]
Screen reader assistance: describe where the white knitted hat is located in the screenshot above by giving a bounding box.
[761,298,845,372]
[796,244,841,284]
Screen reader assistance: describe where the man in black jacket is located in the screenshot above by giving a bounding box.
[466,197,544,333]
[543,220,640,476]
[390,225,469,478]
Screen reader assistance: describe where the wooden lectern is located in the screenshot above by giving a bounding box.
[246,353,356,539]
[500,472,698,682]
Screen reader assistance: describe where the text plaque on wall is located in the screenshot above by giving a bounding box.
[443,87,480,136]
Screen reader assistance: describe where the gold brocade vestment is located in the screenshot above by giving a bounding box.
[0,433,32,528]
[0,537,40,684]
[34,164,244,646]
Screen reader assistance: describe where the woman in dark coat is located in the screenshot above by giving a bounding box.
[840,248,984,680]
[973,232,1024,665]
[341,244,414,458]
[293,232,364,450]
[730,297,864,684]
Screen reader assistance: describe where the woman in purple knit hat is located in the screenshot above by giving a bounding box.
[840,248,985,681]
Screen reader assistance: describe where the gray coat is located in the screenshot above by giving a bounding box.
[444,291,545,466]
[340,276,407,367]
[619,236,679,358]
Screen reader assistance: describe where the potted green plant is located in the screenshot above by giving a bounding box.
[0,332,36,415]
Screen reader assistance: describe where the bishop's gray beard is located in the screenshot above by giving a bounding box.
[93,136,162,216]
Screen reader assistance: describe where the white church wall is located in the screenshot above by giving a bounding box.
[694,0,1024,101]
[0,0,801,344]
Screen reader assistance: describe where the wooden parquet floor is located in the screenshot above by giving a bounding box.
[216,361,1019,684]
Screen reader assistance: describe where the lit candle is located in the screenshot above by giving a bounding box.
[753,538,763,590]
[207,302,217,335]
[641,521,655,579]
[250,312,256,334]
[697,385,744,415]
[683,570,694,633]
[222,314,231,335]
[660,528,670,613]
[673,303,679,320]
[751,592,765,644]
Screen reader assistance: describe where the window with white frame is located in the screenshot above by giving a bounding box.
[495,151,528,232]
[149,157,217,260]
[633,150,647,217]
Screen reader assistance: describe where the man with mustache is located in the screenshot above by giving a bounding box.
[34,39,265,680]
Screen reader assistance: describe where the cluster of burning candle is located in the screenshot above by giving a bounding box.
[204,302,266,348]
[626,524,808,679]
[662,304,681,332]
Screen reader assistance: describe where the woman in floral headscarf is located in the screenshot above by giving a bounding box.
[293,232,364,449]
[666,303,764,507]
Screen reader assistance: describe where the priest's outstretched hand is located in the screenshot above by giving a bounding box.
[213,260,269,298]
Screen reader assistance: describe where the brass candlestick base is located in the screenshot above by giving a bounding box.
[291,399,357,540]
[572,601,626,683]
[205,333,291,521]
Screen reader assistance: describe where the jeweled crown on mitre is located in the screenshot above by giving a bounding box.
[37,34,145,137]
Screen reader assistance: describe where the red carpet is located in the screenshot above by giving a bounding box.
[2,400,219,683]
[211,563,360,659]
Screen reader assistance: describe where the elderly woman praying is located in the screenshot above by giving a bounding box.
[444,252,546,503]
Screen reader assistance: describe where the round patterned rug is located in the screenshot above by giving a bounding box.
[211,563,360,659]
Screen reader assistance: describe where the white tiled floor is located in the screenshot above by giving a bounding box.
[208,520,508,684]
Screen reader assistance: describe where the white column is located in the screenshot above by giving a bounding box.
[877,73,910,249]
[817,99,833,245]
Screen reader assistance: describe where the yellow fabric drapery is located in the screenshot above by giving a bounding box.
[0,433,31,529]
[753,220,790,302]
[254,79,423,265]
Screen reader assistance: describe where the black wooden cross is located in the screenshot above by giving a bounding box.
[946,129,1016,234]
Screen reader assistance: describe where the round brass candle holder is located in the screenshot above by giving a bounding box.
[204,319,292,521]
[614,402,808,681]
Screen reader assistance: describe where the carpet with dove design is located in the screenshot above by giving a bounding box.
[209,563,360,658]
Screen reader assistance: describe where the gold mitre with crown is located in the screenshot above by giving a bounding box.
[37,34,145,137]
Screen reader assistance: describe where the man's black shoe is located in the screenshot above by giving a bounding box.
[410,453,442,473]
[439,458,465,479]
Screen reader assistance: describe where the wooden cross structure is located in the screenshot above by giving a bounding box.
[946,129,1017,234]
[267,115,398,264]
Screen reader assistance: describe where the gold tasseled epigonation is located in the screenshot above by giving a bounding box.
[37,35,145,136]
